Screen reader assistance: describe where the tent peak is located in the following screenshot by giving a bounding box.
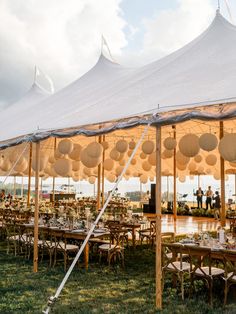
[101,35,117,64]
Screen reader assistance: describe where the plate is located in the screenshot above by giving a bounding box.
[94,228,108,233]
[71,229,85,233]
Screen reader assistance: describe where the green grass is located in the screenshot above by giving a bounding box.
[0,240,236,314]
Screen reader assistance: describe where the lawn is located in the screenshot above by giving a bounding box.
[0,240,236,314]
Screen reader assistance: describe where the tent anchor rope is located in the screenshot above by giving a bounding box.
[42,123,151,314]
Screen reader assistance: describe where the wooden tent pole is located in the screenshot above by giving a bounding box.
[21,176,24,198]
[13,176,16,199]
[155,126,162,309]
[27,143,32,206]
[33,141,40,272]
[173,125,177,220]
[96,136,102,211]
[101,135,105,207]
[220,121,226,226]
[52,138,57,206]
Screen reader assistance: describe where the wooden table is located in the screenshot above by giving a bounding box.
[121,222,141,247]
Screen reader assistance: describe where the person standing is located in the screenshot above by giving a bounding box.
[213,191,220,220]
[196,187,203,209]
[205,186,213,210]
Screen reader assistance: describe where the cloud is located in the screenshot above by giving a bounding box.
[0,0,127,105]
[119,0,215,66]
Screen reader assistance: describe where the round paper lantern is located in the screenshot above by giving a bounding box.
[194,154,202,163]
[58,139,74,155]
[198,166,204,173]
[205,154,217,166]
[119,159,126,166]
[125,169,131,176]
[177,163,187,171]
[150,176,155,182]
[54,158,72,177]
[83,167,92,176]
[87,142,103,158]
[188,161,197,172]
[101,141,109,150]
[162,169,170,176]
[93,166,98,175]
[129,140,136,150]
[199,133,218,151]
[162,149,173,159]
[115,166,124,176]
[107,173,116,183]
[205,168,212,175]
[142,140,154,155]
[127,150,133,157]
[142,160,152,172]
[179,175,186,183]
[219,133,236,162]
[163,137,176,150]
[72,176,79,182]
[72,161,80,171]
[104,158,114,171]
[48,155,56,164]
[80,148,101,168]
[140,152,147,159]
[179,134,200,157]
[117,153,125,161]
[88,176,96,184]
[133,172,139,177]
[176,151,190,165]
[54,149,63,159]
[131,158,137,165]
[148,152,156,166]
[229,162,236,168]
[116,140,128,153]
[69,143,82,161]
[140,174,148,184]
[213,172,220,180]
[32,154,48,172]
[110,148,120,161]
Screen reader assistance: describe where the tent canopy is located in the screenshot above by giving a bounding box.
[1,11,236,148]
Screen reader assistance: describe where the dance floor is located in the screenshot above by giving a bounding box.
[145,214,231,235]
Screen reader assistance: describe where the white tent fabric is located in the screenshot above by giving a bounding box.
[1,11,236,148]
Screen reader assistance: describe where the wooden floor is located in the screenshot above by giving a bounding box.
[145,214,231,235]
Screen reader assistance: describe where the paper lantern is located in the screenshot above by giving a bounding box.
[142,160,152,172]
[131,158,137,165]
[140,174,148,184]
[72,176,79,182]
[162,149,173,159]
[32,154,48,172]
[199,133,218,151]
[58,139,74,155]
[188,161,197,172]
[80,148,101,168]
[129,140,136,150]
[219,133,236,162]
[176,151,190,165]
[83,167,92,176]
[125,169,131,176]
[198,166,204,173]
[104,158,114,171]
[115,166,124,176]
[142,140,154,155]
[116,140,128,153]
[101,141,109,150]
[177,163,187,171]
[88,176,96,184]
[179,134,200,157]
[162,169,170,176]
[107,173,116,183]
[179,175,186,183]
[54,158,72,177]
[163,137,176,150]
[140,152,147,159]
[205,154,217,166]
[48,155,56,164]
[194,154,202,163]
[69,143,82,161]
[110,148,120,161]
[149,176,155,182]
[205,168,212,175]
[117,153,125,161]
[54,149,64,159]
[148,152,156,166]
[133,172,139,177]
[119,159,126,166]
[127,150,133,157]
[213,172,220,180]
[15,158,28,172]
[72,161,80,171]
[87,142,103,158]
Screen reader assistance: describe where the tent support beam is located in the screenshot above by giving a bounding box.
[155,126,162,309]
[96,136,102,211]
[33,142,40,273]
[27,143,32,206]
[52,138,57,206]
[173,125,177,220]
[220,121,226,226]
[101,135,105,207]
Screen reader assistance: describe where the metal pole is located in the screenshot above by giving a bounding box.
[220,121,226,226]
[27,143,32,206]
[33,142,40,272]
[155,126,162,309]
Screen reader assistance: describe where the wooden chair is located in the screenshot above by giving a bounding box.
[139,220,156,246]
[98,225,127,267]
[162,243,191,300]
[186,245,224,306]
[221,249,236,305]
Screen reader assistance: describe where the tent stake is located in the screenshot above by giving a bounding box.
[155,126,162,309]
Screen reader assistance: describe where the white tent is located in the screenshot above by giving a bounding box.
[0,11,236,148]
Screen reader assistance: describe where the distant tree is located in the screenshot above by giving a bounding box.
[125,191,146,202]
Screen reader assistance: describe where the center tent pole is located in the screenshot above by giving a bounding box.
[155,126,162,309]
[220,121,226,226]
[101,135,105,207]
[173,125,177,220]
[52,138,57,206]
[33,141,40,273]
[27,143,33,206]
[97,136,102,211]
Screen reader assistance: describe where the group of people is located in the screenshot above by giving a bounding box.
[195,186,221,219]
[0,189,12,203]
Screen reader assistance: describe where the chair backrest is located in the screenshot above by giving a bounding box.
[185,245,211,276]
[161,232,175,243]
[221,249,236,279]
[162,242,184,271]
[109,225,127,248]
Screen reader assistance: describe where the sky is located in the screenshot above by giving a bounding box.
[1,0,236,108]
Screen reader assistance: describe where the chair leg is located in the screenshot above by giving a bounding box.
[208,279,213,307]
[224,282,228,306]
[180,273,184,300]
